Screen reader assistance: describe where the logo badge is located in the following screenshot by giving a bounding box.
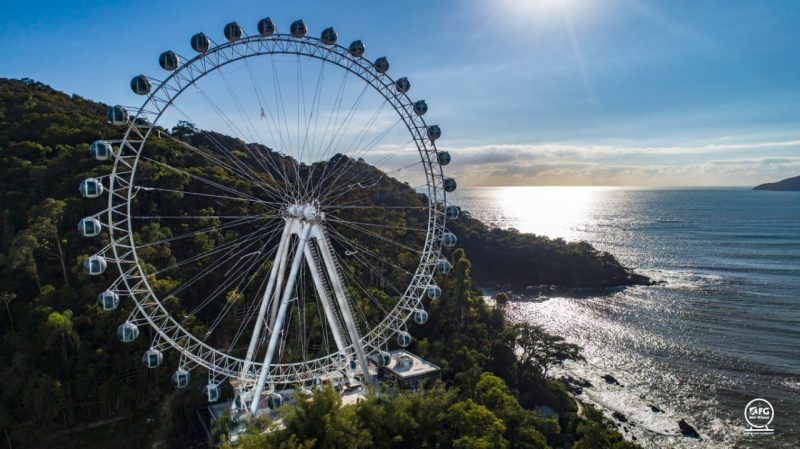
[744,398,774,433]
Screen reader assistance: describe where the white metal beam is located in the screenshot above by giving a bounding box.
[312,226,375,386]
[303,244,349,354]
[249,221,312,414]
[241,220,291,376]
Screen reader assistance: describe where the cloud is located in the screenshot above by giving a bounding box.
[442,142,800,186]
[354,139,800,187]
[438,139,800,160]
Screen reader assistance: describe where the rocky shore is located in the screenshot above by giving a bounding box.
[560,372,703,444]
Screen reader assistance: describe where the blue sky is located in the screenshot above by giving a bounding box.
[2,0,799,186]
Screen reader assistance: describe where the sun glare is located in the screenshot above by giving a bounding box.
[451,186,611,240]
[493,0,598,28]
[498,186,600,239]
[502,0,585,18]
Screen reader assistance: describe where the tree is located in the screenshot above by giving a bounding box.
[495,292,509,309]
[1,291,15,331]
[26,198,69,286]
[473,373,549,449]
[280,384,371,449]
[513,323,582,381]
[446,399,508,449]
[573,406,640,449]
[43,309,80,367]
[6,230,42,289]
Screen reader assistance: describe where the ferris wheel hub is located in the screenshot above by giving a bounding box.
[287,202,325,221]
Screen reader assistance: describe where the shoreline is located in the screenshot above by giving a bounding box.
[486,288,713,448]
[559,371,690,442]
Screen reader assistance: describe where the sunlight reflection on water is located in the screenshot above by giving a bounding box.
[449,186,800,448]
[450,186,631,240]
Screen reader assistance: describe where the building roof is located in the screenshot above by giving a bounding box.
[383,349,441,380]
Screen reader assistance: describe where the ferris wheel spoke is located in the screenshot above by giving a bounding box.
[139,154,273,204]
[267,54,304,199]
[134,215,271,220]
[307,83,371,199]
[296,56,304,164]
[134,215,271,249]
[243,59,288,160]
[325,240,400,335]
[180,226,286,339]
[148,220,279,278]
[156,235,272,293]
[158,107,290,202]
[327,219,423,256]
[320,83,371,160]
[135,185,283,207]
[310,94,372,194]
[173,240,273,315]
[317,117,417,204]
[326,233,402,305]
[326,226,416,279]
[242,60,298,195]
[204,239,279,340]
[307,69,349,185]
[299,58,327,197]
[315,117,400,203]
[317,138,421,204]
[218,67,263,146]
[326,216,428,234]
[293,54,313,202]
[269,52,295,154]
[336,142,421,192]
[328,205,428,211]
[325,138,418,196]
[188,95,288,201]
[157,128,273,190]
[327,99,395,171]
[313,84,400,190]
[326,183,431,211]
[216,67,294,195]
[177,86,293,202]
[321,157,421,207]
[227,240,289,353]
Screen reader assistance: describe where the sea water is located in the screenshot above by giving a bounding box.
[449,186,800,448]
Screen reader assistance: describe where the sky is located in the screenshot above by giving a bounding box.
[2,0,799,186]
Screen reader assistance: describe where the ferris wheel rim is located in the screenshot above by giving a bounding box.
[106,29,448,384]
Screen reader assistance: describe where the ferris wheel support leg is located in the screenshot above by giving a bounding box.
[267,225,293,335]
[303,244,348,354]
[249,221,313,416]
[241,220,292,377]
[315,227,375,386]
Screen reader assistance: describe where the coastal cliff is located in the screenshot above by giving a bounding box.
[753,175,800,191]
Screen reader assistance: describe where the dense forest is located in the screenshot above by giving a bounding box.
[0,78,642,448]
[450,216,650,289]
[221,248,639,449]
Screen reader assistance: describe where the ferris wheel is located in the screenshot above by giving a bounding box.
[79,18,459,415]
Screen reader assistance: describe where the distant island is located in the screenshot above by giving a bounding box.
[753,175,800,191]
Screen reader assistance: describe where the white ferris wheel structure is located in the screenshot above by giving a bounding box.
[78,17,459,416]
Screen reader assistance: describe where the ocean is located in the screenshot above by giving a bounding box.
[449,186,800,448]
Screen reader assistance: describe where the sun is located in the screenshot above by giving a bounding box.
[493,0,597,26]
[504,0,578,16]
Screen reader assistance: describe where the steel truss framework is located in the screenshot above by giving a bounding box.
[102,32,448,392]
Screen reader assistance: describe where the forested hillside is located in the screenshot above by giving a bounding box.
[0,78,641,448]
